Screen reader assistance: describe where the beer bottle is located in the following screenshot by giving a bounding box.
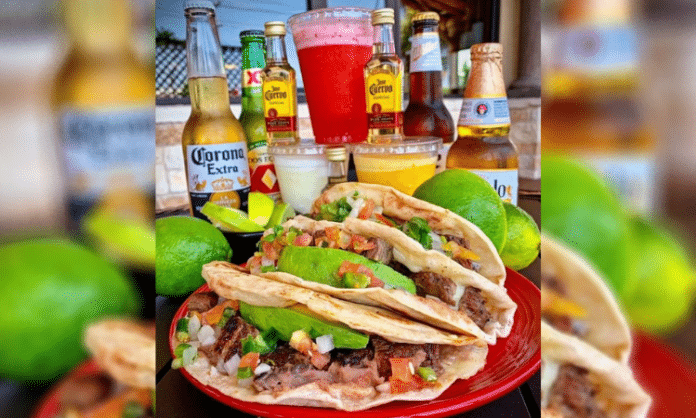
[262,22,300,144]
[239,30,281,202]
[52,0,154,229]
[365,8,404,142]
[403,11,454,172]
[182,1,251,218]
[447,43,519,204]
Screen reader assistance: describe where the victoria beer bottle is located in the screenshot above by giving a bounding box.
[447,43,519,204]
[403,12,454,172]
[239,30,280,202]
[182,1,251,218]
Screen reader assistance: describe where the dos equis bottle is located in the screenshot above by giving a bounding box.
[447,43,518,204]
[182,1,251,218]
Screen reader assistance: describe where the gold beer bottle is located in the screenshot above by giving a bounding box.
[447,43,519,204]
[261,22,300,144]
[182,1,251,218]
[365,8,404,142]
[52,0,154,229]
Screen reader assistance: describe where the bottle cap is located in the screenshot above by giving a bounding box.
[184,1,215,11]
[412,11,440,23]
[240,30,264,41]
[265,21,287,36]
[326,146,347,162]
[372,8,395,25]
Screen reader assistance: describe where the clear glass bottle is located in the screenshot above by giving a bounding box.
[326,146,348,187]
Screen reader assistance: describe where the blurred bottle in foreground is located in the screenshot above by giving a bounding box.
[447,43,519,205]
[182,1,251,218]
[403,11,454,172]
[239,30,281,202]
[52,0,154,231]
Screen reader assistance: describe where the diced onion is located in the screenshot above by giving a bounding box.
[430,232,444,252]
[408,361,415,375]
[348,198,365,218]
[315,334,334,354]
[216,358,226,374]
[224,354,241,376]
[374,205,384,215]
[376,382,391,393]
[197,325,215,344]
[237,376,254,388]
[254,363,272,375]
[346,195,356,206]
[182,346,197,366]
[188,315,201,340]
[210,366,219,376]
[200,336,216,347]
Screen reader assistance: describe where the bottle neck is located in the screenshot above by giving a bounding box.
[409,72,443,104]
[372,23,396,55]
[189,76,231,114]
[63,0,132,55]
[186,9,226,78]
[464,55,507,99]
[241,40,265,113]
[265,35,288,64]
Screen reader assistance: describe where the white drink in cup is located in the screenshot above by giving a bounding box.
[268,141,328,214]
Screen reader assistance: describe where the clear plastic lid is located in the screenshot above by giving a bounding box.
[350,136,442,155]
[268,140,326,156]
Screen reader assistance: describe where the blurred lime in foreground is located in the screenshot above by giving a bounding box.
[624,217,696,334]
[499,202,540,271]
[414,169,508,252]
[0,240,139,381]
[156,216,232,297]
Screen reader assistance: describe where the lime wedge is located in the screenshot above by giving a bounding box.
[201,202,264,233]
[266,202,296,228]
[248,192,275,227]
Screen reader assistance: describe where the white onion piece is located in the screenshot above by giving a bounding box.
[346,195,356,206]
[224,354,241,376]
[188,315,201,340]
[254,363,272,375]
[348,198,365,218]
[374,205,384,215]
[430,232,444,252]
[200,336,217,347]
[237,376,254,388]
[261,257,275,267]
[376,382,390,393]
[210,366,219,376]
[182,346,197,366]
[316,334,334,354]
[197,325,215,344]
[216,358,226,374]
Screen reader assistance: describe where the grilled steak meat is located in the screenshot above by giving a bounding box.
[411,272,458,305]
[364,238,393,264]
[372,336,428,377]
[60,373,113,411]
[459,287,492,329]
[187,292,219,312]
[548,365,607,418]
[203,315,258,363]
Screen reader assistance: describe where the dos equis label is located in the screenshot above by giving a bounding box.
[468,168,518,205]
[186,143,251,216]
[366,72,403,129]
[263,79,297,133]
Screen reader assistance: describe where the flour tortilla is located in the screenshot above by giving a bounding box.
[265,216,516,344]
[181,262,489,411]
[84,319,156,390]
[541,322,650,418]
[542,235,632,362]
[312,183,507,286]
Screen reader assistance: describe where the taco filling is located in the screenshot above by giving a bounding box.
[247,226,493,330]
[56,373,153,418]
[315,194,481,272]
[174,294,447,395]
[542,360,607,418]
[541,276,589,338]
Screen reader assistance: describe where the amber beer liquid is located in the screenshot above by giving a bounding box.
[447,43,518,204]
[182,1,251,218]
[364,9,403,142]
[403,12,454,172]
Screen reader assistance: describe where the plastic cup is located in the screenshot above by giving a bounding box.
[288,8,373,144]
[268,140,328,214]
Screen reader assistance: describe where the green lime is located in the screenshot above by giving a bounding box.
[541,155,637,300]
[413,169,508,251]
[624,216,696,334]
[266,202,296,228]
[248,192,275,227]
[201,202,264,233]
[499,202,540,271]
[156,216,232,297]
[0,240,139,381]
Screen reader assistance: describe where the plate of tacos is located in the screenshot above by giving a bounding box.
[167,184,540,416]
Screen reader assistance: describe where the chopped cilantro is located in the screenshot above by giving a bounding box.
[402,217,433,250]
[317,197,353,222]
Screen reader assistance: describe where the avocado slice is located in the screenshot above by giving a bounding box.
[238,301,369,349]
[276,246,417,294]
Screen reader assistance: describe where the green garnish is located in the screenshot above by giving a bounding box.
[237,366,254,379]
[174,343,191,358]
[171,358,183,369]
[402,217,433,250]
[318,197,352,222]
[342,271,371,289]
[175,318,190,342]
[241,332,277,355]
[260,265,277,273]
[122,400,146,418]
[218,307,235,327]
[417,366,437,382]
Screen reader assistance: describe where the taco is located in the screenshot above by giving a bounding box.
[170,261,488,411]
[541,235,632,362]
[311,183,507,286]
[541,322,650,418]
[247,216,517,344]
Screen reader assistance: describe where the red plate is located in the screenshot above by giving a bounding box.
[169,268,540,417]
[630,332,696,418]
[32,360,101,418]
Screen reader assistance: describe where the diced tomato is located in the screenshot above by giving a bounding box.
[338,260,360,277]
[389,358,414,382]
[375,213,396,227]
[350,235,376,253]
[338,261,384,288]
[239,352,260,370]
[293,233,313,247]
[309,351,331,369]
[262,241,280,260]
[325,227,341,243]
[358,199,376,220]
[203,300,238,325]
[247,256,263,274]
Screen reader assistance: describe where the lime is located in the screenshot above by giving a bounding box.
[266,202,296,228]
[499,202,540,271]
[624,216,696,334]
[541,155,637,300]
[201,202,264,233]
[156,216,232,297]
[0,240,139,381]
[248,192,274,227]
[413,169,508,251]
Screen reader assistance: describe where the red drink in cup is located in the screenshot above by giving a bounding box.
[288,8,373,144]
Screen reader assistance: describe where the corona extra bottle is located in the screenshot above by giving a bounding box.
[447,43,519,204]
[182,1,251,218]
